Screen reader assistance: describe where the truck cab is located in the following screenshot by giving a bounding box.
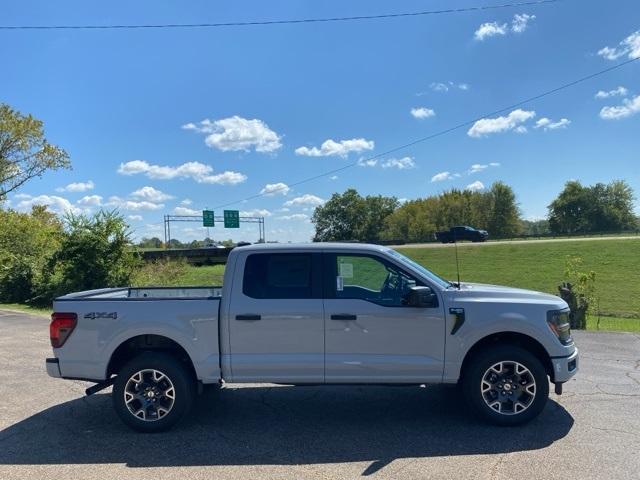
[46,243,578,432]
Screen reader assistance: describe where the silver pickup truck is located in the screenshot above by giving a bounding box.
[46,243,578,432]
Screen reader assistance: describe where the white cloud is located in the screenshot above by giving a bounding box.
[595,86,628,99]
[241,209,272,217]
[278,213,309,221]
[180,198,192,205]
[131,186,174,202]
[117,160,247,185]
[425,81,469,94]
[534,117,571,130]
[105,196,164,211]
[474,21,507,41]
[173,206,200,215]
[382,157,416,169]
[410,107,435,119]
[284,194,325,207]
[295,138,374,157]
[489,162,501,167]
[182,115,282,153]
[127,215,143,221]
[431,171,454,182]
[260,182,290,196]
[16,194,82,215]
[467,109,536,137]
[599,94,640,120]
[329,175,338,180]
[465,180,485,192]
[357,158,378,167]
[55,180,95,193]
[511,13,535,33]
[76,195,103,207]
[469,162,501,174]
[597,31,640,60]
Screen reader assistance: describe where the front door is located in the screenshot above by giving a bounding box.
[227,251,324,383]
[324,253,446,383]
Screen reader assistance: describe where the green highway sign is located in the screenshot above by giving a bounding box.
[202,210,215,227]
[223,210,240,228]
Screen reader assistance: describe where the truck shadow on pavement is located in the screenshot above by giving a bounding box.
[0,384,573,475]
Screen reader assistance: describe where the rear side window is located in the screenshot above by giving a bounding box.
[243,253,313,299]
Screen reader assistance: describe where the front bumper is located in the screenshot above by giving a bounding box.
[551,347,579,383]
[46,358,62,378]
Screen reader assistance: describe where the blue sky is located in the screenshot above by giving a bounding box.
[2,0,639,242]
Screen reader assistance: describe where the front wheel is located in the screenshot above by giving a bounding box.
[461,345,549,426]
[112,352,195,432]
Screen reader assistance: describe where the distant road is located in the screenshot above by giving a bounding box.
[393,235,640,249]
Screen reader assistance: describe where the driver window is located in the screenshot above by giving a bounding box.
[335,255,418,306]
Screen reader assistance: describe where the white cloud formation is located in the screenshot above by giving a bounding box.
[76,195,103,207]
[427,81,469,93]
[118,160,247,185]
[474,21,507,40]
[474,14,535,41]
[180,198,192,205]
[241,209,272,217]
[173,206,200,215]
[534,117,571,130]
[595,86,628,99]
[182,115,282,153]
[56,180,95,193]
[465,180,485,192]
[295,138,374,157]
[105,196,164,211]
[511,13,536,33]
[467,109,536,137]
[410,107,436,119]
[278,213,309,221]
[329,175,338,180]
[597,31,640,60]
[599,94,640,120]
[382,157,416,169]
[131,186,174,202]
[16,194,82,215]
[357,158,378,167]
[469,162,501,174]
[260,182,290,196]
[127,215,143,221]
[283,194,325,207]
[431,171,454,182]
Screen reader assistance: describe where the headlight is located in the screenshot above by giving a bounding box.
[547,309,573,345]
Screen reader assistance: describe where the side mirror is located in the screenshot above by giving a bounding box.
[405,286,438,308]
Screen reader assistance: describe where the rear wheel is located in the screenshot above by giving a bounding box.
[462,345,549,425]
[112,352,195,432]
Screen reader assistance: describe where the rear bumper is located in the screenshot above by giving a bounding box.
[46,358,62,378]
[551,347,579,383]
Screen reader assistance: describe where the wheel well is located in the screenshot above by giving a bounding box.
[460,332,553,381]
[107,334,197,379]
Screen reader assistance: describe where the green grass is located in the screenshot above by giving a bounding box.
[397,238,640,320]
[0,303,51,317]
[586,315,640,332]
[177,264,225,286]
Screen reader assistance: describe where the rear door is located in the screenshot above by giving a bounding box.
[227,251,324,383]
[323,252,445,383]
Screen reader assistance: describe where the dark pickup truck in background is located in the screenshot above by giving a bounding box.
[435,226,489,243]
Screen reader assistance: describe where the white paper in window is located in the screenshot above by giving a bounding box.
[339,263,353,278]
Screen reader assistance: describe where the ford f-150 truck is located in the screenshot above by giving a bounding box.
[46,243,578,432]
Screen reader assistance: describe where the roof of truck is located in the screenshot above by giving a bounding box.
[235,242,391,252]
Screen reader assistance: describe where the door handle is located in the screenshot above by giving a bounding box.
[236,314,261,321]
[331,314,357,321]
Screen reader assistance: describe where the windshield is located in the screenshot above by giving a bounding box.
[385,249,450,289]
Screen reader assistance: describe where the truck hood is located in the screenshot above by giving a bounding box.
[449,282,567,307]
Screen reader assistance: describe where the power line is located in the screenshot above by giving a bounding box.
[213,56,639,210]
[0,0,560,30]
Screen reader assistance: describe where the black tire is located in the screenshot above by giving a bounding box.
[112,352,195,433]
[461,345,549,426]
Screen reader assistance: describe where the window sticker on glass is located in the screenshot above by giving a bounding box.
[339,262,354,278]
[336,276,344,291]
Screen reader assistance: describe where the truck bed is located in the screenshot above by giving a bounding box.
[56,286,223,300]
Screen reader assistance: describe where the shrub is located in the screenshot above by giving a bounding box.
[131,258,188,287]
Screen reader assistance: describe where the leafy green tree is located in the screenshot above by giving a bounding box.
[42,210,140,300]
[138,237,163,249]
[312,189,398,242]
[521,219,550,236]
[487,181,521,238]
[0,103,70,199]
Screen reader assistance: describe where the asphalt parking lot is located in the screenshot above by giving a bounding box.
[1,310,639,480]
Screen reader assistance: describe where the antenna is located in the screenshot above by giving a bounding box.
[453,228,461,289]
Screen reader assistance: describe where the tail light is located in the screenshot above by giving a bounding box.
[50,312,77,348]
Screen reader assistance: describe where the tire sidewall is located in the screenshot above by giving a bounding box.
[112,352,195,433]
[462,345,549,426]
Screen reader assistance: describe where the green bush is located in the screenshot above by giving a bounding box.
[131,258,188,287]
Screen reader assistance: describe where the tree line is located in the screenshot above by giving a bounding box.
[312,180,638,243]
